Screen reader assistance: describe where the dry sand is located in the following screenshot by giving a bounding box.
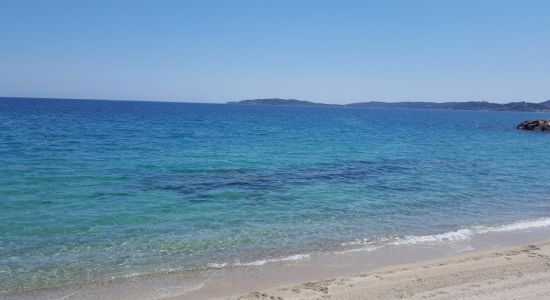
[230,241,550,300]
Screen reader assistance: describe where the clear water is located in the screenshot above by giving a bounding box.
[1,98,550,291]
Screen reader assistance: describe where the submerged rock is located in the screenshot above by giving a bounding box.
[516,119,550,131]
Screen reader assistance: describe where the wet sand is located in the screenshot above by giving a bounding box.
[5,230,550,300]
[231,241,550,300]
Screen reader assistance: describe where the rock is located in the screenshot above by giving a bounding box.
[516,119,550,131]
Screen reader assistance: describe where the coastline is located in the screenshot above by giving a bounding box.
[5,219,550,300]
[232,241,550,300]
[171,224,550,300]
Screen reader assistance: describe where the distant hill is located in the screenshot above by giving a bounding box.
[228,98,550,112]
[227,98,329,106]
[348,100,550,112]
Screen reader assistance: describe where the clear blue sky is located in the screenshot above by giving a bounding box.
[1,0,549,104]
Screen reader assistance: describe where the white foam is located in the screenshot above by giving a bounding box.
[234,260,267,266]
[334,245,382,254]
[476,217,550,234]
[207,262,227,269]
[341,217,550,249]
[393,229,475,246]
[342,236,395,247]
[277,254,311,261]
[233,253,310,267]
[206,218,550,271]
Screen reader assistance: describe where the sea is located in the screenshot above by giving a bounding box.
[1,97,550,293]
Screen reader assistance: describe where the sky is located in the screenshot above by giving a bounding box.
[1,0,549,104]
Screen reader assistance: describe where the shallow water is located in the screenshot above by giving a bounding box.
[1,97,550,291]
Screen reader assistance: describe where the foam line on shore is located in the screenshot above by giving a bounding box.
[344,217,550,249]
[208,217,550,271]
[207,254,311,269]
[233,254,311,267]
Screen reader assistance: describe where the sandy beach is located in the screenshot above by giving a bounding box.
[230,241,550,300]
[6,230,550,300]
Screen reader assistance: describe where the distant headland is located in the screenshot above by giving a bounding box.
[228,98,550,112]
[227,98,328,106]
[2,97,550,112]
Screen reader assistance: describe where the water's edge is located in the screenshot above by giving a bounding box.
[5,216,550,300]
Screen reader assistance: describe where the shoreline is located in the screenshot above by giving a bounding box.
[4,221,550,299]
[231,241,550,300]
[172,227,550,300]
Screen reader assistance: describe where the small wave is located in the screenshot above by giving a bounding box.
[206,254,311,269]
[233,254,311,267]
[206,262,227,269]
[206,218,550,271]
[342,236,396,247]
[394,229,475,245]
[334,246,382,254]
[342,217,550,249]
[476,217,550,234]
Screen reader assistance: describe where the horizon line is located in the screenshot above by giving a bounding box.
[1,95,549,106]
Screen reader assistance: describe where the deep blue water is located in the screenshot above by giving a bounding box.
[1,97,550,291]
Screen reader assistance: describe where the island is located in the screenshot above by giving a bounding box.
[348,100,550,112]
[226,98,329,106]
[228,98,550,112]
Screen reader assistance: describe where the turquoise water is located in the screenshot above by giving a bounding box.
[1,98,550,292]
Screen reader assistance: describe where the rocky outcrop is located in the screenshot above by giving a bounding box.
[516,120,550,131]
